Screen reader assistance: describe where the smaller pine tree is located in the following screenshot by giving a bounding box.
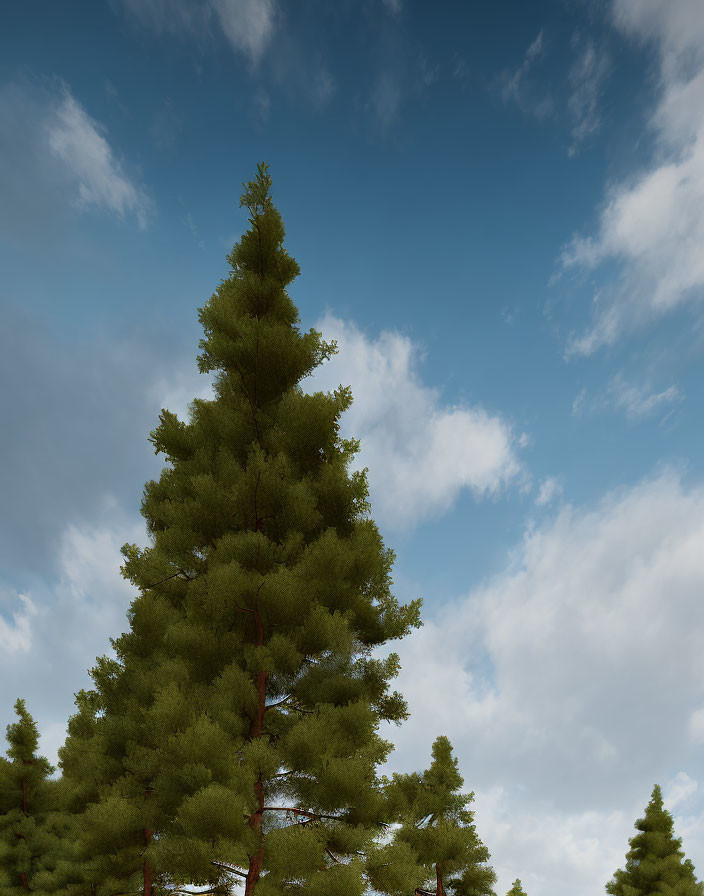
[38,689,134,896]
[505,879,527,896]
[368,736,496,896]
[0,699,56,894]
[606,784,704,896]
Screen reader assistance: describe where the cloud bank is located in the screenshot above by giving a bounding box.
[388,468,704,895]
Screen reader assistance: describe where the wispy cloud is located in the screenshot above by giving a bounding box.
[560,0,704,354]
[211,0,276,63]
[0,78,152,242]
[117,0,277,63]
[572,374,683,422]
[567,37,611,156]
[536,476,563,506]
[305,314,523,530]
[500,29,554,120]
[46,85,153,228]
[607,374,683,421]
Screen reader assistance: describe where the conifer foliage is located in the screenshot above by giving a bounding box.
[58,162,421,896]
[606,784,704,896]
[505,879,527,896]
[0,700,56,894]
[369,736,496,896]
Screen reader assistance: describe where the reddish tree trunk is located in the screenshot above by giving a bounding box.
[244,794,264,896]
[20,872,29,890]
[436,864,444,896]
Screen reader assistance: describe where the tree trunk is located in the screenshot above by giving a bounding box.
[20,872,29,890]
[143,848,152,896]
[436,863,444,896]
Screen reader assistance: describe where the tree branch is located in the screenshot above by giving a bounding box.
[262,807,342,822]
[211,859,248,879]
[144,568,193,590]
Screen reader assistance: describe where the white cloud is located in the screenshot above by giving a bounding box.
[46,85,152,228]
[305,314,522,530]
[149,362,215,423]
[0,591,37,654]
[117,0,277,63]
[55,513,143,660]
[611,0,704,73]
[472,787,629,896]
[500,29,554,120]
[501,30,545,104]
[211,0,276,63]
[664,771,698,810]
[567,39,610,156]
[0,510,144,766]
[561,1,704,353]
[572,375,683,422]
[535,476,562,506]
[690,706,704,745]
[0,78,151,242]
[386,469,704,896]
[607,374,683,420]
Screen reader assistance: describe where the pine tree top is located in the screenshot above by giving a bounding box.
[390,735,472,825]
[606,784,704,896]
[371,736,495,896]
[60,162,422,896]
[506,878,527,896]
[4,699,53,780]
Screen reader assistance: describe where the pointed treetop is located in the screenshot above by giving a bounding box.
[506,878,528,896]
[606,783,704,896]
[6,697,40,764]
[239,161,274,217]
[370,736,495,896]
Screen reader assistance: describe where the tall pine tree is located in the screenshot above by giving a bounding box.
[505,880,526,896]
[606,784,703,896]
[368,736,496,896]
[59,162,421,896]
[0,700,56,894]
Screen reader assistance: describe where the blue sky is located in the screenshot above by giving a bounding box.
[3,1,704,893]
